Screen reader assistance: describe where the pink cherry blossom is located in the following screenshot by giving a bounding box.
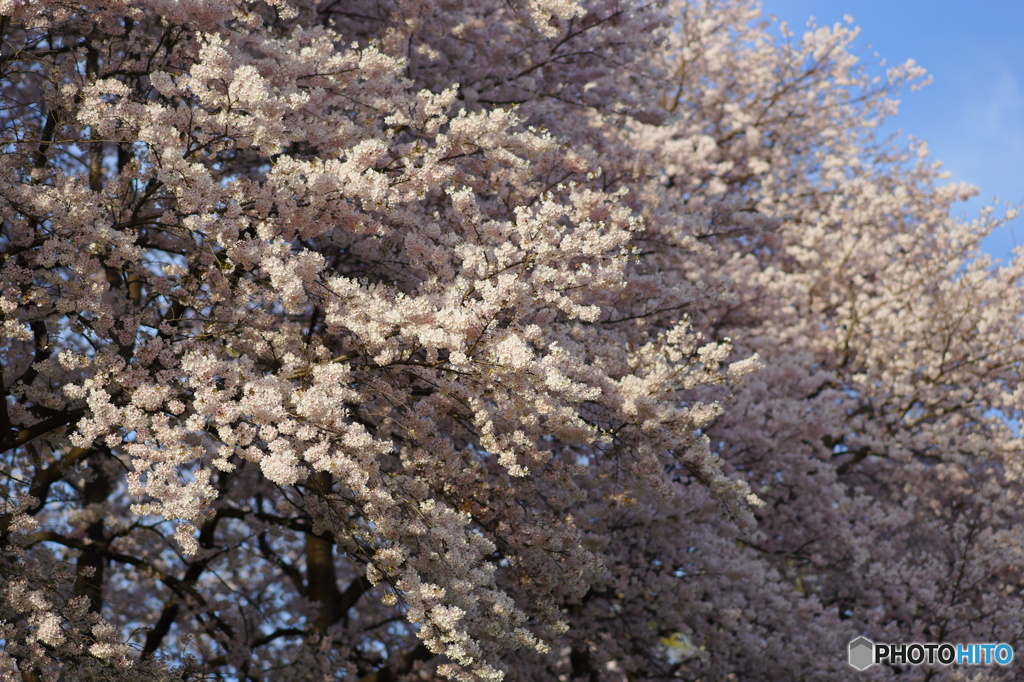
[1,0,1021,679]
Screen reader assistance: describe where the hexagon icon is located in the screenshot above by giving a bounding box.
[849,636,875,670]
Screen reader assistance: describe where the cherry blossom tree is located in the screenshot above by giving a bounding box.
[1,0,1021,679]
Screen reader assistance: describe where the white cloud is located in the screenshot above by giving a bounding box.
[969,68,1024,151]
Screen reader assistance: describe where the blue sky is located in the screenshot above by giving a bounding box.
[759,0,1024,261]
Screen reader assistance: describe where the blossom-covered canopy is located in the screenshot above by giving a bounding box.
[1,0,1021,679]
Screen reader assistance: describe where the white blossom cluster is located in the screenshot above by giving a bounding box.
[1,0,1022,679]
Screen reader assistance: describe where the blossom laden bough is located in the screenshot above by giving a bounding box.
[1,0,1022,680]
